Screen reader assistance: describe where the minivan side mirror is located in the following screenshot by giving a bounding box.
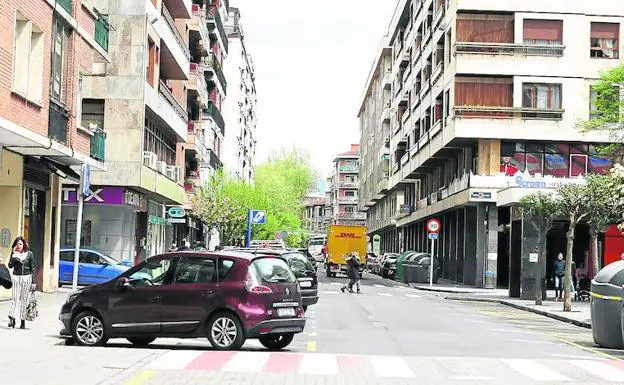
[116,277,132,290]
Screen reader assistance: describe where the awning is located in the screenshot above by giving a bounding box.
[39,157,81,182]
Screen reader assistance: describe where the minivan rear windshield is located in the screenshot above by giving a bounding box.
[251,257,296,283]
[283,253,315,275]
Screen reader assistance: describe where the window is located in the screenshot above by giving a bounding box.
[79,251,105,265]
[147,39,159,86]
[284,253,315,276]
[50,18,70,103]
[522,83,561,109]
[523,19,563,45]
[81,99,105,130]
[590,22,619,59]
[129,258,172,286]
[345,190,356,197]
[250,257,296,284]
[218,259,235,280]
[144,118,176,165]
[60,251,74,262]
[12,12,44,103]
[173,257,216,284]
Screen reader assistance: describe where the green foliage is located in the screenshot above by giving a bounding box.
[584,174,621,232]
[519,191,560,225]
[192,148,318,247]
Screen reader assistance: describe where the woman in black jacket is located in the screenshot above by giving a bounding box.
[7,236,35,329]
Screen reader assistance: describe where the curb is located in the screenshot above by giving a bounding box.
[411,285,474,294]
[445,295,592,329]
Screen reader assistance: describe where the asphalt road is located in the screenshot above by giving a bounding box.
[1,270,623,385]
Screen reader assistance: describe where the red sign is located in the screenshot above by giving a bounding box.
[426,218,441,233]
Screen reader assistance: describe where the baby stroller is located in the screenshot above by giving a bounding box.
[575,275,590,301]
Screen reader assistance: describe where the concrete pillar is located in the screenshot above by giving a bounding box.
[464,206,477,285]
[457,208,465,283]
[519,215,546,300]
[485,203,498,289]
[475,204,487,288]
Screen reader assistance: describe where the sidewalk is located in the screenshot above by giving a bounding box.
[411,281,592,329]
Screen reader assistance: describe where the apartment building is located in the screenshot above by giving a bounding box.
[303,194,329,236]
[358,0,624,297]
[59,0,229,263]
[0,0,111,294]
[327,145,366,226]
[222,7,257,183]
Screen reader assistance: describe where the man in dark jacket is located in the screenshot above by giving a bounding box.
[341,253,361,294]
[553,253,566,300]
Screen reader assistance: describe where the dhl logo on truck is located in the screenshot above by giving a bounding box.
[336,232,363,239]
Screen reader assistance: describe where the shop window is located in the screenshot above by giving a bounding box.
[526,153,543,175]
[589,155,613,174]
[590,22,619,59]
[64,220,92,246]
[570,154,588,177]
[544,153,569,177]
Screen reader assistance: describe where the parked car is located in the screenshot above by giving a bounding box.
[296,248,318,270]
[366,253,377,271]
[60,251,306,350]
[381,253,399,279]
[235,248,319,311]
[59,249,133,286]
[372,254,387,275]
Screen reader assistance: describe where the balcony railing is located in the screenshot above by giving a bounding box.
[94,17,109,51]
[192,4,210,53]
[189,63,209,107]
[454,42,565,57]
[203,101,225,133]
[338,165,359,173]
[57,0,71,13]
[206,55,227,94]
[453,106,564,120]
[48,101,69,144]
[159,80,188,123]
[162,4,192,61]
[207,5,229,52]
[90,128,106,162]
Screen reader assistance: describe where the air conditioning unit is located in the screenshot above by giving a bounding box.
[157,161,168,174]
[142,151,157,169]
[166,165,181,183]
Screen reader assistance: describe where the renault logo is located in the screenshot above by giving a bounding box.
[285,288,290,295]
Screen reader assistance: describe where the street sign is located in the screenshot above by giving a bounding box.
[426,218,441,234]
[168,206,186,218]
[428,233,438,240]
[82,164,91,197]
[251,210,266,224]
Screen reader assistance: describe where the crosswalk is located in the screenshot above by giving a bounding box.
[322,290,420,298]
[141,350,624,382]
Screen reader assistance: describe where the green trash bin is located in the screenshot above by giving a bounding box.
[395,251,416,283]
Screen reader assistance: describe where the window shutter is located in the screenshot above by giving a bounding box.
[523,19,563,41]
[591,22,619,39]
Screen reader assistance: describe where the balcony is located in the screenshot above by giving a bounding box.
[339,181,359,188]
[207,5,229,52]
[202,101,225,135]
[163,0,192,18]
[187,122,208,161]
[454,42,565,57]
[203,55,227,94]
[382,69,392,90]
[338,196,359,204]
[90,128,106,162]
[189,63,209,108]
[94,17,109,51]
[338,165,359,173]
[48,101,69,145]
[190,4,210,54]
[336,212,367,220]
[453,106,564,120]
[155,4,191,80]
[57,0,71,13]
[208,148,222,169]
[144,81,188,140]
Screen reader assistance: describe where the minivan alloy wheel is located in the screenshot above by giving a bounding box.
[211,317,238,348]
[73,312,106,346]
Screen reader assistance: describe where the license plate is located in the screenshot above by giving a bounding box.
[277,307,296,317]
[299,281,312,288]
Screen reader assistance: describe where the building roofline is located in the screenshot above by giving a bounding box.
[357,39,391,117]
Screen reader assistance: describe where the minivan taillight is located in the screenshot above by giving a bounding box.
[244,271,273,294]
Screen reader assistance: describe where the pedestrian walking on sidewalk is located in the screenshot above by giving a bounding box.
[553,253,566,301]
[341,253,361,294]
[7,236,35,329]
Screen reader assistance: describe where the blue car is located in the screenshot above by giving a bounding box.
[59,249,133,286]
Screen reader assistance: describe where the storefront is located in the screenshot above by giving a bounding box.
[61,186,145,264]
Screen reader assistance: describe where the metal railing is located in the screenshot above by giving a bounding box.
[204,101,225,133]
[159,80,188,123]
[207,5,229,52]
[162,4,192,60]
[206,55,227,93]
[454,42,565,57]
[57,0,71,13]
[48,101,69,144]
[90,128,106,161]
[94,17,109,51]
[453,106,564,120]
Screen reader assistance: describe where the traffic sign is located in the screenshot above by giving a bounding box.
[167,206,186,218]
[428,233,438,240]
[426,218,441,234]
[251,210,266,224]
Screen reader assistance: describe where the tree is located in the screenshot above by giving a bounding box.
[610,164,624,233]
[556,183,591,312]
[583,174,621,275]
[519,192,561,304]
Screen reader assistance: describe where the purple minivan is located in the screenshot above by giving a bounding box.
[59,251,306,350]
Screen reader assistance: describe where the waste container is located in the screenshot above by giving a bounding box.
[410,254,432,283]
[396,251,416,283]
[591,261,624,349]
[403,253,426,283]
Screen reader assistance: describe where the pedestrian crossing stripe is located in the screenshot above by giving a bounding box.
[141,351,624,382]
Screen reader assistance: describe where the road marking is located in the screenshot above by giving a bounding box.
[452,376,494,381]
[548,354,602,360]
[502,359,570,381]
[303,332,317,337]
[405,294,421,298]
[370,356,415,378]
[307,341,317,352]
[553,337,621,361]
[264,353,302,373]
[323,291,340,295]
[572,360,624,381]
[124,370,156,385]
[374,284,386,288]
[222,351,270,372]
[511,339,560,344]
[146,350,202,370]
[299,354,337,375]
[491,328,535,334]
[330,282,341,286]
[378,293,392,297]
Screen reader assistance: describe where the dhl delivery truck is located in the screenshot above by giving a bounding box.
[325,225,367,278]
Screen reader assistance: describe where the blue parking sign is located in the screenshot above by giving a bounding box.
[251,210,266,224]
